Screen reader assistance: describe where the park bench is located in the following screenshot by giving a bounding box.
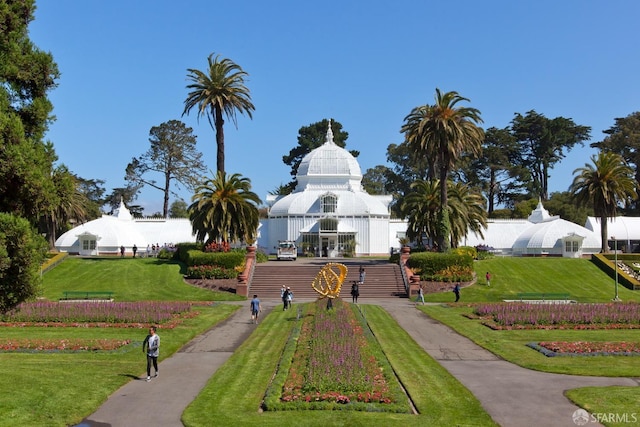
[60,291,114,301]
[516,292,571,301]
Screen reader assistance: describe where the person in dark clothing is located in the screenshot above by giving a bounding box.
[453,284,460,302]
[132,244,137,258]
[351,281,360,303]
[281,285,288,311]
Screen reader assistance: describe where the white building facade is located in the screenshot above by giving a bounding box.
[258,124,397,257]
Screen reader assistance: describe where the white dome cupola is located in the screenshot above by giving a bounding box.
[295,122,362,191]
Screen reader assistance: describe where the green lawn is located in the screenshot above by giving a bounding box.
[424,257,640,304]
[0,303,239,427]
[41,256,244,301]
[1,255,638,426]
[182,304,497,427]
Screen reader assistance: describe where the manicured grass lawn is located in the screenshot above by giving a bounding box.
[424,257,640,304]
[0,303,239,427]
[3,255,638,426]
[41,256,244,301]
[182,304,497,427]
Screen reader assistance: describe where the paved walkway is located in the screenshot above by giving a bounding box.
[79,299,638,427]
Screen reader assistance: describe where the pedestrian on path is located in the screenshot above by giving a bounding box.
[286,287,293,310]
[250,295,261,324]
[142,326,159,381]
[453,284,460,302]
[486,271,491,287]
[417,286,424,305]
[359,265,366,284]
[351,281,359,303]
[281,285,288,311]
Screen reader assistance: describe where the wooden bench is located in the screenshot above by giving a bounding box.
[60,291,114,301]
[516,292,571,301]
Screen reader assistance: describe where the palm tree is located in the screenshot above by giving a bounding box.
[401,89,484,251]
[189,171,261,244]
[400,179,440,247]
[183,53,255,174]
[447,181,487,248]
[570,152,637,253]
[400,180,487,249]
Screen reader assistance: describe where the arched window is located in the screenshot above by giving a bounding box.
[320,194,337,213]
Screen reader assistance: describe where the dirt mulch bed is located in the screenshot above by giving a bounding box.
[184,278,238,293]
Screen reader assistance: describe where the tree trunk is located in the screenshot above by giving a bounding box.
[600,215,609,253]
[215,108,225,174]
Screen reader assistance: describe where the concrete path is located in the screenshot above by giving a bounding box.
[77,298,638,427]
[77,301,272,427]
[378,299,639,427]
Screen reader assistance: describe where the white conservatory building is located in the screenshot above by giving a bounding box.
[462,200,602,257]
[55,200,196,256]
[257,124,400,257]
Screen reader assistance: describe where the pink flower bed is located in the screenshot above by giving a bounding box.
[0,338,131,352]
[0,301,193,326]
[473,302,640,330]
[281,299,393,404]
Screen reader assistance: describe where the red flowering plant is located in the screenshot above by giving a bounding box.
[527,341,640,357]
[204,241,230,253]
[0,338,131,352]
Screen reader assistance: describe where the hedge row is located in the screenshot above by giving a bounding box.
[406,252,473,277]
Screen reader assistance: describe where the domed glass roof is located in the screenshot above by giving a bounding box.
[296,124,361,179]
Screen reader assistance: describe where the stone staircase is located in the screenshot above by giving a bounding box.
[248,259,407,300]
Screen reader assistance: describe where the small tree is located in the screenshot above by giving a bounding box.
[0,213,48,313]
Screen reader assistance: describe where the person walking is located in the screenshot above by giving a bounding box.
[359,265,366,284]
[250,294,261,324]
[351,281,360,303]
[417,286,425,305]
[281,285,288,311]
[142,326,160,382]
[132,244,138,258]
[120,245,125,258]
[485,271,491,287]
[453,284,460,302]
[286,287,293,310]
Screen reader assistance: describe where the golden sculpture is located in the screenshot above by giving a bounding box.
[311,262,348,299]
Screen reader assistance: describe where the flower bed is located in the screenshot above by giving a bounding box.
[0,338,132,352]
[263,299,410,413]
[0,301,194,327]
[472,302,640,330]
[527,341,640,357]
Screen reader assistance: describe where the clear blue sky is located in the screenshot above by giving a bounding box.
[30,1,640,214]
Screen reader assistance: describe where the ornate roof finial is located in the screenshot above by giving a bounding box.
[325,119,335,145]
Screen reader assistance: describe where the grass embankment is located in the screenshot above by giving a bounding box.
[424,257,640,304]
[41,256,244,301]
[183,304,496,427]
[419,257,640,425]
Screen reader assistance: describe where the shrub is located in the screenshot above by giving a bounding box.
[186,265,238,279]
[432,265,474,282]
[185,250,245,269]
[406,252,473,280]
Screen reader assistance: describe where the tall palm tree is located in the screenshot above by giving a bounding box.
[570,152,637,253]
[189,171,261,244]
[401,89,484,251]
[183,53,255,174]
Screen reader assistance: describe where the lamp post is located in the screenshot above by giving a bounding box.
[612,236,620,301]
